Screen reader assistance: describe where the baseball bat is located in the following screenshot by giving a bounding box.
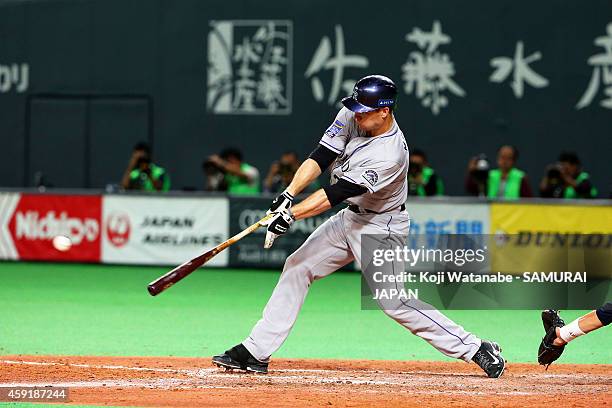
[147,213,274,296]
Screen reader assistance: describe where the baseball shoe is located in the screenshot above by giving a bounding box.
[472,340,505,378]
[212,344,268,374]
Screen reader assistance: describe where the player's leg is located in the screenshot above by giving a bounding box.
[240,210,354,362]
[357,226,481,361]
[346,211,486,363]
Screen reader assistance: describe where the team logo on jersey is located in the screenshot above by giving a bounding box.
[361,169,378,186]
[324,120,345,138]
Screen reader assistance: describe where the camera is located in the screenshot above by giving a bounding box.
[408,161,423,176]
[136,154,150,165]
[472,153,490,183]
[544,163,565,198]
[136,155,152,175]
[278,162,294,177]
[203,159,221,174]
[202,158,227,191]
[546,163,562,180]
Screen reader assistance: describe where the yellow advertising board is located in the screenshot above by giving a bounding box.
[490,203,612,234]
[490,203,612,278]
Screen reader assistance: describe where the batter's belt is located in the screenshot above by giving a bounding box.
[347,203,406,215]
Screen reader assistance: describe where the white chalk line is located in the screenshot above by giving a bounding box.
[4,360,609,382]
[0,381,540,396]
[1,360,610,396]
[1,360,200,375]
[5,360,606,379]
[0,379,233,390]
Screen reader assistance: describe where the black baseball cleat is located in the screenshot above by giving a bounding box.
[212,344,268,374]
[472,340,505,378]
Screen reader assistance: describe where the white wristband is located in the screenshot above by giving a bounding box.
[558,319,585,343]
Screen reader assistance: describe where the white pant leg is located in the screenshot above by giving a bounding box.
[346,210,481,362]
[243,210,354,361]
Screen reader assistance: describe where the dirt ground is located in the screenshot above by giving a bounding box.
[0,355,610,407]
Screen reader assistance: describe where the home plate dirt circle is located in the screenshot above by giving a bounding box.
[1,356,610,407]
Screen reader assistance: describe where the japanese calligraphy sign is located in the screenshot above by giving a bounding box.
[207,20,293,115]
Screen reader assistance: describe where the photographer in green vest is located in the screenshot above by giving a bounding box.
[540,151,597,199]
[121,142,170,192]
[407,148,444,196]
[467,145,532,199]
[205,148,260,195]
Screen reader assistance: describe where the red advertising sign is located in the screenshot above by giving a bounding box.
[7,194,102,262]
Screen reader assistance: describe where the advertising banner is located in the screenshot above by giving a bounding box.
[102,196,229,266]
[489,203,612,306]
[0,193,21,260]
[490,204,612,272]
[5,193,102,262]
[407,202,490,235]
[490,203,612,234]
[357,203,610,310]
[403,202,490,272]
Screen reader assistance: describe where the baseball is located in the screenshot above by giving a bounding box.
[52,235,72,252]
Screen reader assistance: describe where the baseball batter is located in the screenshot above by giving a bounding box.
[213,75,506,378]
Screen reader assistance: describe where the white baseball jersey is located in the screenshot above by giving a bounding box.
[320,107,408,213]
